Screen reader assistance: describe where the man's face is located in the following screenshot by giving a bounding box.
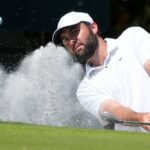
[60,22,98,65]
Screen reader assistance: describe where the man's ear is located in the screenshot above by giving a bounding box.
[91,22,99,34]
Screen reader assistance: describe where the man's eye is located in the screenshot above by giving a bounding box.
[71,28,79,35]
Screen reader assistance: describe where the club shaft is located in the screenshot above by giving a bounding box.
[101,112,150,126]
[117,120,150,126]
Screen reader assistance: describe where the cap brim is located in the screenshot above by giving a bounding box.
[52,28,62,45]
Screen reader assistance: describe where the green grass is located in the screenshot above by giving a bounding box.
[0,122,150,150]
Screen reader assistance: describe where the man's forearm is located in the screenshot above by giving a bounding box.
[100,99,143,122]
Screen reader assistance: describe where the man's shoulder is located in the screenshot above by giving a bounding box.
[123,26,145,32]
[76,75,92,92]
[118,26,147,38]
[116,26,149,45]
[77,75,89,87]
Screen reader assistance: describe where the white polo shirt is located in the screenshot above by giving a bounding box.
[77,27,150,132]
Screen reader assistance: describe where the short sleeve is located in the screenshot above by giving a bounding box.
[119,27,150,65]
[76,78,116,118]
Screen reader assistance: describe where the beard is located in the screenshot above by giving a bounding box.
[73,30,98,65]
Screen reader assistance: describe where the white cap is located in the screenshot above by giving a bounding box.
[52,11,94,45]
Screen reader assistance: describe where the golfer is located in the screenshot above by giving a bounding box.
[52,11,150,132]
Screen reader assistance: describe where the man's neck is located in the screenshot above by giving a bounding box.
[87,37,107,67]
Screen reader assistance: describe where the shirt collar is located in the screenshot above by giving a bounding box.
[85,38,118,78]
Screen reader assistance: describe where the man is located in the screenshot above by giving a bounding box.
[52,11,150,132]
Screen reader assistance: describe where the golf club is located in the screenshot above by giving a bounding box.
[100,111,150,126]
